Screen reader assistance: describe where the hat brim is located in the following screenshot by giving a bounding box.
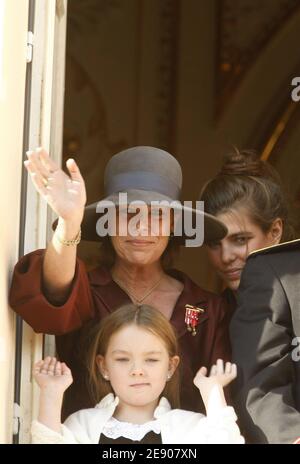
[83,189,227,246]
[52,189,227,246]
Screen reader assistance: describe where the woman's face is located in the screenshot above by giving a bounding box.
[111,205,173,267]
[206,209,282,291]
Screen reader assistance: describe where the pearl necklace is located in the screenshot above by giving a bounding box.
[112,272,164,305]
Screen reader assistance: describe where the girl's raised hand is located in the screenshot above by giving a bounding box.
[33,357,73,393]
[24,148,87,223]
[193,359,237,390]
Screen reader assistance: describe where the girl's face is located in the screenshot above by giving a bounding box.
[97,324,179,409]
[206,208,282,292]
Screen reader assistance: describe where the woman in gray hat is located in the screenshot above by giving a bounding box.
[10,146,230,420]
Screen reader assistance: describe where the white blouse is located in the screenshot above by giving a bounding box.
[102,416,161,441]
[31,394,245,444]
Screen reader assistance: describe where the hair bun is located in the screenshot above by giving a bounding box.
[219,148,281,183]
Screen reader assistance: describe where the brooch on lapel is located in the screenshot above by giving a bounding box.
[185,304,205,336]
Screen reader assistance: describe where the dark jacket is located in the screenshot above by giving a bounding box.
[230,239,300,444]
[9,249,231,419]
[221,287,237,319]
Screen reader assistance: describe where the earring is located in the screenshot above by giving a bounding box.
[167,372,172,380]
[103,374,109,380]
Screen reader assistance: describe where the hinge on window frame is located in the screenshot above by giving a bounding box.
[13,402,22,436]
[26,31,34,63]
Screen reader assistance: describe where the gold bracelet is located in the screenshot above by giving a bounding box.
[55,228,81,246]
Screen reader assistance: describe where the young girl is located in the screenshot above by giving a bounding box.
[31,304,244,444]
[200,149,295,312]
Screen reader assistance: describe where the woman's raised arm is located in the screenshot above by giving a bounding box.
[24,148,87,304]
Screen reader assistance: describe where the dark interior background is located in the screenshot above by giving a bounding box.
[62,0,300,293]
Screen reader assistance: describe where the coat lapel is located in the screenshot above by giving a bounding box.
[88,266,210,338]
[88,266,131,313]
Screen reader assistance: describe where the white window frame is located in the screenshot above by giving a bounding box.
[19,0,67,444]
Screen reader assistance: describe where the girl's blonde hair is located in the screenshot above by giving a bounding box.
[86,304,181,408]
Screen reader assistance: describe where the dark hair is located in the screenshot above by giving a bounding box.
[200,148,295,242]
[86,304,180,408]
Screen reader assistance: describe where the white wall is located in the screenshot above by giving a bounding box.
[0,0,29,443]
[0,0,67,443]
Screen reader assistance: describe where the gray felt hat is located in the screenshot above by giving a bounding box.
[79,146,227,246]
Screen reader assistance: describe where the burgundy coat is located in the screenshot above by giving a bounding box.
[9,249,231,418]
